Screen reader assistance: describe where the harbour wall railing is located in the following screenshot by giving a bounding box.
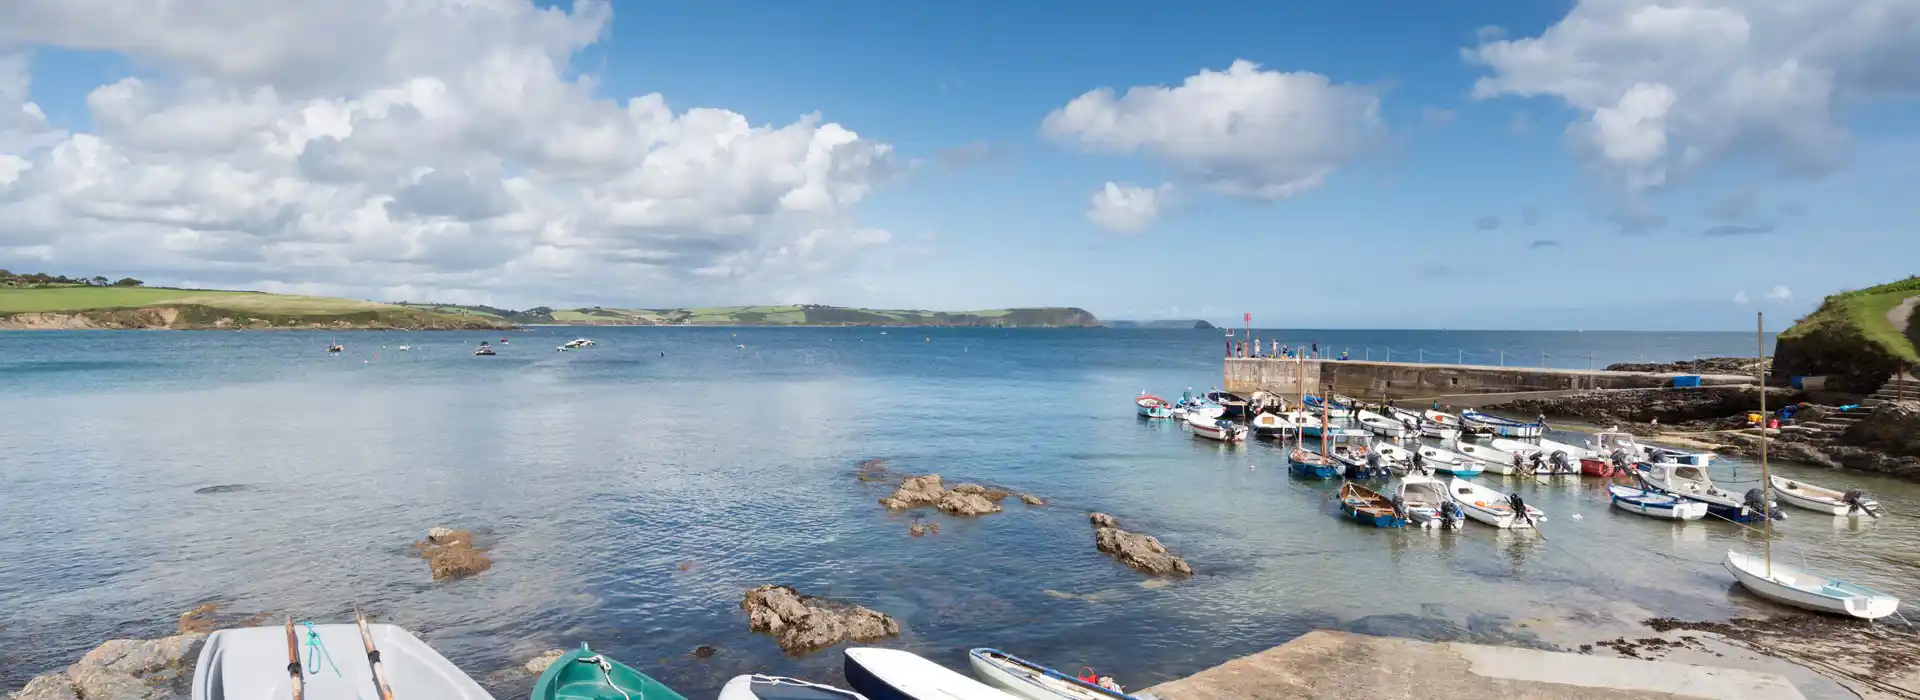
[1224,358,1756,401]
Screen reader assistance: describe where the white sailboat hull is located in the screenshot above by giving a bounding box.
[1724,551,1901,620]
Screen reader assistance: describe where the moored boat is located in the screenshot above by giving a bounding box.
[967,649,1135,700]
[1204,391,1250,421]
[845,648,1015,700]
[719,675,866,700]
[1392,474,1463,530]
[1303,394,1353,419]
[1355,410,1412,439]
[1325,430,1390,480]
[1414,445,1483,477]
[1723,551,1901,620]
[1451,441,1518,474]
[1250,411,1295,438]
[1460,410,1544,438]
[1446,478,1544,529]
[1288,447,1340,479]
[534,643,689,700]
[1389,407,1459,441]
[1637,463,1782,522]
[1768,475,1881,517]
[1186,413,1247,442]
[1135,394,1173,419]
[1608,483,1709,520]
[473,342,496,356]
[192,622,493,700]
[1338,482,1407,528]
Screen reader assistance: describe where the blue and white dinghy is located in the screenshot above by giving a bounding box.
[1724,551,1901,620]
[844,648,1015,700]
[1609,483,1708,520]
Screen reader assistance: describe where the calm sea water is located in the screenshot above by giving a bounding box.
[1,327,1910,698]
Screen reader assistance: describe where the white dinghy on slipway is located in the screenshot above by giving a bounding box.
[1769,475,1882,517]
[844,648,1015,700]
[192,621,491,700]
[1723,551,1901,620]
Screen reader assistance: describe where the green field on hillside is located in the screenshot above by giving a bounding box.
[1781,277,1920,362]
[0,286,506,329]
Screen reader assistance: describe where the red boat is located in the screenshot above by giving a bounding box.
[1580,457,1624,477]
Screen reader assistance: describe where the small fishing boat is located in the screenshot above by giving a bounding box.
[1186,413,1247,442]
[396,345,411,351]
[1446,478,1544,529]
[1579,451,1634,478]
[1339,482,1407,528]
[845,648,1015,700]
[1423,409,1463,428]
[1414,445,1483,477]
[1646,446,1714,468]
[327,343,345,353]
[967,649,1134,700]
[1587,430,1645,460]
[1372,441,1413,467]
[1303,395,1352,419]
[1723,551,1901,620]
[1278,409,1326,437]
[1768,476,1881,517]
[1135,394,1173,419]
[1460,410,1544,438]
[1451,441,1519,474]
[1325,430,1389,480]
[535,644,688,700]
[1393,474,1463,530]
[1171,398,1221,420]
[192,621,492,700]
[1537,437,1595,460]
[1250,411,1296,438]
[1637,463,1782,522]
[1608,483,1709,520]
[1388,407,1459,441]
[473,342,496,356]
[1204,391,1250,421]
[1487,437,1545,458]
[719,675,867,700]
[1356,410,1412,439]
[1289,447,1340,479]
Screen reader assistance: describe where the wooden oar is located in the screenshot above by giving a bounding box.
[356,609,396,700]
[285,616,304,700]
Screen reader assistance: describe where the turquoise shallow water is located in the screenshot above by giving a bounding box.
[0,327,1911,698]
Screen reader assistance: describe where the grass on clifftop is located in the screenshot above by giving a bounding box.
[1780,276,1920,362]
[0,286,389,314]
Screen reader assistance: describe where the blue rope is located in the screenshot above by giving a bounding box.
[303,622,344,677]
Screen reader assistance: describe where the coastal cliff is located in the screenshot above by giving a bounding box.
[0,287,512,331]
[1771,276,1920,392]
[402,303,1102,328]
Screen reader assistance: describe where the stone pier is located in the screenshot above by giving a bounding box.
[1138,631,1803,700]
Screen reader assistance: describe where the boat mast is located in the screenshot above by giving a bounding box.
[1321,380,1331,462]
[1757,311,1771,577]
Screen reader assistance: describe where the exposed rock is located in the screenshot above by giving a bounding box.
[1088,513,1192,576]
[522,649,567,675]
[415,527,492,581]
[690,645,718,659]
[950,483,986,495]
[1605,357,1769,375]
[176,603,218,634]
[878,474,945,510]
[909,522,939,537]
[190,484,250,495]
[741,585,900,655]
[935,490,1002,516]
[1487,386,1791,426]
[1018,493,1047,506]
[8,675,77,700]
[1842,400,1920,458]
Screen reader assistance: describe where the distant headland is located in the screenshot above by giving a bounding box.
[0,271,1103,330]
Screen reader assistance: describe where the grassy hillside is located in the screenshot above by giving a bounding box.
[1773,276,1920,391]
[1105,319,1217,329]
[0,287,511,330]
[467,304,1099,327]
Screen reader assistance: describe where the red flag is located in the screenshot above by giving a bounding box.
[1243,312,1252,323]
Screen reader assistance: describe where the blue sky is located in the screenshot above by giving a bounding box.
[1,0,1915,329]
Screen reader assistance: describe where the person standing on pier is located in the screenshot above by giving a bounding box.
[1312,342,1319,359]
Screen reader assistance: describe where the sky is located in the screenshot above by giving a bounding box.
[1,0,1916,330]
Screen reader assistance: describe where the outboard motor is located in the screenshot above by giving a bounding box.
[1391,495,1409,521]
[1742,488,1779,521]
[1843,488,1876,518]
[1367,451,1385,478]
[1508,492,1531,525]
[1549,450,1572,474]
[1609,448,1633,471]
[1439,500,1464,530]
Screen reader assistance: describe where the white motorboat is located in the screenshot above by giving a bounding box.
[720,675,867,700]
[1446,478,1545,529]
[1356,410,1412,439]
[1372,441,1413,467]
[1638,463,1781,522]
[1724,551,1901,620]
[1488,438,1545,457]
[1388,407,1459,441]
[1609,484,1709,520]
[1423,409,1463,428]
[1769,475,1881,517]
[192,623,490,700]
[1451,441,1520,475]
[1273,409,1325,437]
[1392,474,1464,530]
[967,649,1132,700]
[1186,413,1247,442]
[1460,409,1544,438]
[396,345,411,351]
[1537,437,1595,460]
[845,648,1016,700]
[1415,444,1484,476]
[1250,411,1296,438]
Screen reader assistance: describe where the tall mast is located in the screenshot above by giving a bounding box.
[1758,311,1771,576]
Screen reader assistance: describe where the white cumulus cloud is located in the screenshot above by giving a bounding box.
[1467,0,1920,196]
[1085,182,1171,234]
[0,0,900,307]
[1767,285,1793,302]
[1042,59,1383,201]
[1733,289,1750,304]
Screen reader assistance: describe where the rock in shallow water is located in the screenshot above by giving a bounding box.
[936,490,1002,516]
[741,585,900,655]
[9,633,209,700]
[522,649,567,675]
[878,474,945,510]
[1088,512,1192,576]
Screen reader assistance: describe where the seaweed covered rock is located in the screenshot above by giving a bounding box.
[936,490,1003,516]
[414,527,492,581]
[741,585,900,655]
[1088,513,1191,576]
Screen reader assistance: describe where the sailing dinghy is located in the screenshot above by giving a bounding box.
[192,622,492,700]
[967,649,1135,700]
[1723,551,1901,620]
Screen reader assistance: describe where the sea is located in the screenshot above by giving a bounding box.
[1,327,1913,698]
